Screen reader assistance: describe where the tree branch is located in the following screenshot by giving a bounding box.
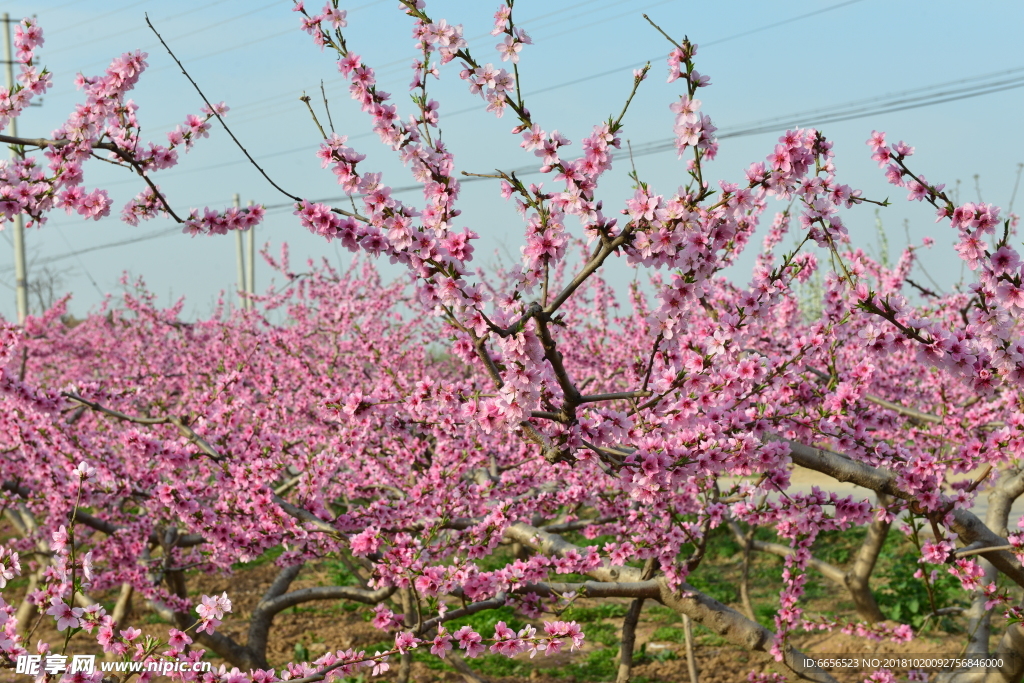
[63,393,226,462]
[502,522,838,682]
[783,439,1024,588]
[727,520,847,585]
[257,584,397,617]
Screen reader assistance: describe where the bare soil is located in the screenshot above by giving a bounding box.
[0,552,998,683]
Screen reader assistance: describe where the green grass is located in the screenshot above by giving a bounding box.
[582,622,620,647]
[693,622,730,647]
[550,646,619,680]
[281,602,349,617]
[812,526,865,565]
[635,642,678,665]
[320,557,362,587]
[562,603,629,622]
[688,569,739,604]
[755,602,778,629]
[473,548,517,572]
[413,648,531,677]
[647,604,680,624]
[469,654,533,677]
[443,605,525,638]
[232,544,285,570]
[651,626,686,643]
[876,536,966,630]
[703,525,742,561]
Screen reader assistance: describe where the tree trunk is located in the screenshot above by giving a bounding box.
[842,494,891,623]
[615,597,645,683]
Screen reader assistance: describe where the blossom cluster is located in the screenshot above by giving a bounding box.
[1,3,1023,682]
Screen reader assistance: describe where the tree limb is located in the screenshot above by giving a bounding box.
[502,522,838,682]
[783,440,1024,589]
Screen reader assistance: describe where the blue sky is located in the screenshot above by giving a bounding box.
[1,0,1021,320]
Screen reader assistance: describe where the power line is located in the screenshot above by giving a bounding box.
[128,0,677,138]
[44,0,251,58]
[67,0,388,80]
[46,0,150,36]
[440,0,869,111]
[356,0,632,78]
[365,0,673,84]
[91,60,1024,196]
[626,75,1024,159]
[40,0,91,12]
[146,0,646,133]
[73,0,289,73]
[96,0,861,166]
[7,17,1022,270]
[255,70,1024,209]
[8,60,1019,274]
[113,0,877,185]
[0,226,182,270]
[52,223,106,297]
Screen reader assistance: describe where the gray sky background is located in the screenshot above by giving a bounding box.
[0,0,1021,320]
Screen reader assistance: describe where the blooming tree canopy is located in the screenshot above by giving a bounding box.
[1,3,1023,683]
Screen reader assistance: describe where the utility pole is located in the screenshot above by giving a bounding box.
[3,13,27,325]
[233,194,246,310]
[246,199,255,310]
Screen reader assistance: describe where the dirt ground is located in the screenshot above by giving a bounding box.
[3,462,1009,683]
[0,555,994,683]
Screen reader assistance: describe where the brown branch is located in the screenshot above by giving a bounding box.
[727,520,851,585]
[165,567,261,670]
[580,391,653,403]
[143,15,365,223]
[843,494,890,623]
[446,652,491,683]
[109,582,134,631]
[544,234,629,316]
[502,522,838,682]
[418,594,508,635]
[682,613,699,683]
[641,14,684,51]
[145,16,301,205]
[961,469,1024,659]
[615,596,645,683]
[271,494,341,538]
[71,509,205,547]
[616,557,657,683]
[536,316,582,407]
[956,544,1014,558]
[739,521,756,621]
[540,516,616,534]
[63,392,226,462]
[905,277,939,298]
[862,394,943,425]
[783,439,1024,589]
[0,133,183,222]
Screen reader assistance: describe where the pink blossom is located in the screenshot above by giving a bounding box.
[46,598,83,631]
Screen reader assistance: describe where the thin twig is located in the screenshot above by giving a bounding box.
[682,614,699,683]
[613,64,650,131]
[956,544,1014,558]
[63,392,226,462]
[300,93,327,139]
[904,277,939,298]
[1,133,182,222]
[580,390,652,403]
[320,80,335,134]
[642,14,683,50]
[461,171,504,179]
[146,15,300,202]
